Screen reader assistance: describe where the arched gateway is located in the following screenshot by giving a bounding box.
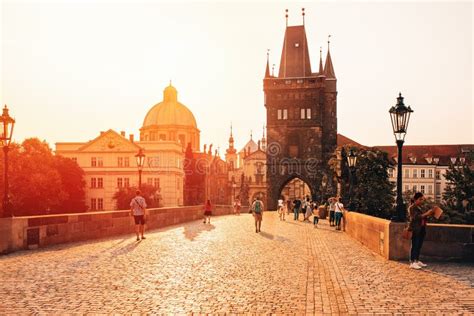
[264,15,337,210]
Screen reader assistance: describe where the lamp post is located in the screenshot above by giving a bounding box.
[346,148,357,211]
[0,105,15,218]
[135,149,145,190]
[389,93,413,222]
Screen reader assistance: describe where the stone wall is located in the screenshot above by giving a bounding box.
[0,205,233,255]
[344,211,474,261]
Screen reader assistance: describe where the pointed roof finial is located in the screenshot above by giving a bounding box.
[230,122,233,137]
[302,8,305,25]
[272,64,275,77]
[265,49,271,78]
[319,46,324,74]
[327,34,331,51]
[250,130,253,140]
[285,9,288,27]
[262,125,266,139]
[324,35,336,79]
[169,79,172,86]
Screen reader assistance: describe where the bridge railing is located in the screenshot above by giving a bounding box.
[0,205,233,255]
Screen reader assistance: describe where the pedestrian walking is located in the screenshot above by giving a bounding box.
[234,198,241,215]
[293,198,302,221]
[334,197,345,230]
[278,197,285,221]
[407,192,434,270]
[203,199,212,224]
[251,196,264,233]
[304,197,312,222]
[286,199,292,215]
[130,190,147,241]
[328,197,336,226]
[312,202,320,228]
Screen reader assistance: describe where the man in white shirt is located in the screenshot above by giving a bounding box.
[334,197,345,231]
[130,190,147,241]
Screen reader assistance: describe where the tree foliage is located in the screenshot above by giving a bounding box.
[0,138,86,216]
[113,184,160,210]
[330,146,395,219]
[441,162,474,224]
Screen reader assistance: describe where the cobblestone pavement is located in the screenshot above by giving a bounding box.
[1,213,473,314]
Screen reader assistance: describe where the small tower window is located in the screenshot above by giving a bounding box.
[277,109,282,120]
[306,108,311,119]
[283,109,288,120]
[294,43,300,48]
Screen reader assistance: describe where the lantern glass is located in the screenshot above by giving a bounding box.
[0,106,15,147]
[135,149,146,170]
[347,149,357,168]
[389,93,413,142]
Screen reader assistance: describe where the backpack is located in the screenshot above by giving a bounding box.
[254,201,262,213]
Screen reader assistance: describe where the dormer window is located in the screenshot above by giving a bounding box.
[450,157,457,164]
[409,156,416,164]
[433,157,439,164]
[425,157,432,164]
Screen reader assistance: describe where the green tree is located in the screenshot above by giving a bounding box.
[113,184,160,210]
[0,138,86,215]
[330,147,395,219]
[441,162,474,224]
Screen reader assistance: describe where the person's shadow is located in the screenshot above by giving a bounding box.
[183,222,215,241]
[110,240,141,256]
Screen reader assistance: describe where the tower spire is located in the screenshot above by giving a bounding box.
[319,46,324,74]
[265,49,270,78]
[324,35,336,79]
[302,8,305,26]
[285,9,288,27]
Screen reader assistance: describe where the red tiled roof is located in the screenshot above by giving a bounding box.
[337,134,366,148]
[374,144,474,165]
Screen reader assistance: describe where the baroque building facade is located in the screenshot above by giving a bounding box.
[56,84,199,211]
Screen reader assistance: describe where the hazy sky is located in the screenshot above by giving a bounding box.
[2,0,473,153]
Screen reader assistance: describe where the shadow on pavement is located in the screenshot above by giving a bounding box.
[183,223,215,241]
[110,240,142,256]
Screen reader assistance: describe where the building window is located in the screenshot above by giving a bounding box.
[283,109,288,120]
[435,183,441,194]
[91,178,97,188]
[404,185,409,192]
[154,178,160,188]
[421,185,425,194]
[91,157,97,167]
[124,157,130,167]
[436,170,440,180]
[277,109,282,120]
[124,178,130,188]
[388,168,394,178]
[159,134,166,141]
[97,157,103,167]
[117,178,123,188]
[97,178,103,188]
[71,157,78,163]
[147,178,153,186]
[413,185,417,192]
[404,169,410,178]
[413,169,417,178]
[91,198,97,211]
[98,198,104,211]
[118,157,123,167]
[428,169,433,178]
[421,169,425,178]
[301,108,305,119]
[428,185,433,194]
[306,108,311,119]
[177,178,180,189]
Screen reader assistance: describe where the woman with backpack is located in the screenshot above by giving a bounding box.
[251,196,264,233]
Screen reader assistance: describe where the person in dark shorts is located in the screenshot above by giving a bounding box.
[130,190,147,241]
[251,196,264,233]
[203,199,212,224]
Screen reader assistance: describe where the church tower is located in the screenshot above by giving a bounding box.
[264,9,337,210]
[225,124,238,170]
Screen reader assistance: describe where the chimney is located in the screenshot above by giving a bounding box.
[120,131,125,137]
[129,134,134,142]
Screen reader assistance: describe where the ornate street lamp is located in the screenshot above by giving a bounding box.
[0,105,15,217]
[135,149,146,189]
[346,149,357,211]
[389,93,413,222]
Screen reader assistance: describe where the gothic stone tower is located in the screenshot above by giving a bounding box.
[264,17,337,210]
